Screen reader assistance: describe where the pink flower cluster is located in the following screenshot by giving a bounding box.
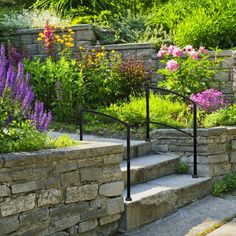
[190,88,227,113]
[157,45,208,72]
[166,60,179,72]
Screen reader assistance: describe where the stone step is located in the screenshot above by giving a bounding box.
[121,153,179,186]
[119,174,212,232]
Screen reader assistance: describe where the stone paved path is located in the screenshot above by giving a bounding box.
[120,192,236,236]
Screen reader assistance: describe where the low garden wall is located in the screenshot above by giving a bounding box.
[152,127,236,178]
[10,24,96,58]
[0,141,124,236]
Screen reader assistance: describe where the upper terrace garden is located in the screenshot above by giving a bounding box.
[1,0,236,152]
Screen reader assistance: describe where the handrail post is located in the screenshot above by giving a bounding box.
[145,86,150,141]
[79,109,83,141]
[192,103,198,178]
[125,125,132,201]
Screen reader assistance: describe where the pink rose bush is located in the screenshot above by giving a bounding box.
[157,44,220,97]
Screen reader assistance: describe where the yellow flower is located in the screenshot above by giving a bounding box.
[111,50,115,54]
[37,37,42,41]
[101,46,105,50]
[71,31,75,35]
[79,46,84,50]
[55,35,60,39]
[68,37,73,42]
[63,34,67,38]
[92,48,96,53]
[68,28,73,32]
[39,32,44,37]
[65,42,74,48]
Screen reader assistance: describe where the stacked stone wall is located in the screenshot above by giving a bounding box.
[0,141,124,236]
[152,127,236,178]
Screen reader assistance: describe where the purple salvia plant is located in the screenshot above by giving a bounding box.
[0,43,52,131]
[31,101,52,132]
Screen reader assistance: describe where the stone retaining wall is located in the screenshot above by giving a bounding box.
[151,127,236,178]
[9,24,96,58]
[0,141,124,236]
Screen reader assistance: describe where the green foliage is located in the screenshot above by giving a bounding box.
[175,160,189,174]
[212,173,236,197]
[25,47,147,122]
[0,121,51,153]
[52,134,80,148]
[203,105,236,127]
[148,0,236,49]
[99,94,192,128]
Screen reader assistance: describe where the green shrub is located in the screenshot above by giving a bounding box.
[175,160,189,174]
[212,173,236,197]
[25,46,147,122]
[203,105,236,127]
[98,94,192,128]
[147,0,236,49]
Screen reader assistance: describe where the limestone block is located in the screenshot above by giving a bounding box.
[11,180,43,194]
[1,193,36,217]
[103,154,123,165]
[207,154,229,164]
[80,168,101,182]
[99,213,121,226]
[54,215,80,232]
[38,189,63,207]
[0,216,19,235]
[20,208,49,226]
[0,185,9,197]
[21,34,32,45]
[61,170,80,186]
[221,57,234,68]
[80,208,106,221]
[100,166,122,184]
[44,176,61,188]
[78,219,98,233]
[66,225,78,235]
[209,163,232,177]
[54,162,77,173]
[50,202,89,218]
[213,70,230,81]
[231,140,236,151]
[230,151,236,163]
[99,181,124,197]
[106,196,124,216]
[66,184,98,203]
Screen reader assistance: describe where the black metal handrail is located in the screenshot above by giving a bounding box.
[79,109,132,201]
[146,86,198,178]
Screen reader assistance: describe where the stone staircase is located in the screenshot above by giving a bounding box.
[119,141,212,232]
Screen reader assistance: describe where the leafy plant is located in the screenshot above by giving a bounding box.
[0,9,69,31]
[52,134,80,148]
[175,160,189,174]
[157,45,220,97]
[203,105,236,127]
[212,173,236,197]
[98,93,192,128]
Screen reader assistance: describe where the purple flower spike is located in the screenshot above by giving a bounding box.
[0,43,52,132]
